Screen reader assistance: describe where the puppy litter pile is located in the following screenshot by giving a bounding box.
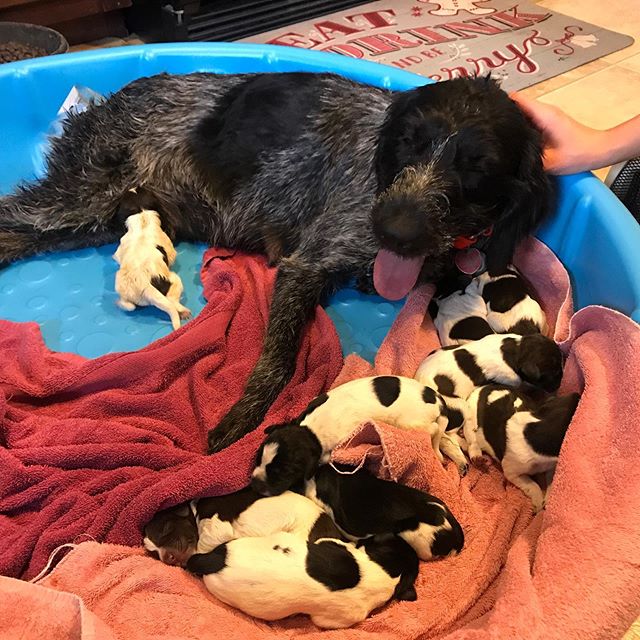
[2,238,639,640]
[142,255,579,628]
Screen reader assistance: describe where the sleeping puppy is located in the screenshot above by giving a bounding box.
[429,278,495,347]
[465,384,580,511]
[143,502,198,566]
[251,375,468,497]
[143,488,343,564]
[186,531,419,629]
[196,487,341,553]
[415,333,563,402]
[113,188,191,330]
[306,464,464,561]
[475,267,547,335]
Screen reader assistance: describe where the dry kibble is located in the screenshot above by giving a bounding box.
[0,41,47,63]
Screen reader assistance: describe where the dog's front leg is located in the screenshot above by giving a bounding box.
[207,256,328,454]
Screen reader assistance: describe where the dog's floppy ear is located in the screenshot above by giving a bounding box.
[484,110,557,274]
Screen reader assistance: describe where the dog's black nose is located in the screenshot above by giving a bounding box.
[373,206,426,250]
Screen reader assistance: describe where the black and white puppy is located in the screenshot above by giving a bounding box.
[475,267,547,335]
[143,487,342,564]
[306,464,464,561]
[186,531,419,629]
[196,487,340,552]
[465,384,580,511]
[251,375,468,497]
[429,278,495,347]
[143,502,198,566]
[415,333,563,402]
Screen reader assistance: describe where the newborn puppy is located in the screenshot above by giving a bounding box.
[475,268,547,335]
[143,503,198,566]
[187,531,419,629]
[415,333,563,402]
[144,487,342,563]
[429,278,495,347]
[465,384,580,511]
[113,188,191,330]
[306,464,464,560]
[251,375,468,496]
[196,487,341,553]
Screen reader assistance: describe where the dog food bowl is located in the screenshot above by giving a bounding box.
[0,43,639,360]
[0,22,68,64]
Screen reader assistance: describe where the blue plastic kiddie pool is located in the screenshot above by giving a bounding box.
[1,43,639,361]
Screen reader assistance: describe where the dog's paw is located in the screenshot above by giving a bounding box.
[458,462,469,478]
[179,307,192,320]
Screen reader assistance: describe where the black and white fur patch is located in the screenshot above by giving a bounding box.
[465,384,580,511]
[430,279,495,347]
[186,531,418,629]
[251,375,468,497]
[475,268,547,335]
[306,464,464,561]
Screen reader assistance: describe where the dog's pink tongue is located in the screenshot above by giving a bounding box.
[373,249,425,300]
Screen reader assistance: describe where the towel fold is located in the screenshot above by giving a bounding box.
[0,249,342,580]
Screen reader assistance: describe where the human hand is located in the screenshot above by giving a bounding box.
[510,93,609,175]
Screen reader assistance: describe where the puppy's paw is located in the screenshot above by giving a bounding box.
[179,307,192,320]
[531,497,544,514]
[458,462,469,478]
[471,454,488,470]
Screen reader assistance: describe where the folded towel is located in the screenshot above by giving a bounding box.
[0,249,342,579]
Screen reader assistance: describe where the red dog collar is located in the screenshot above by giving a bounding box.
[453,226,493,250]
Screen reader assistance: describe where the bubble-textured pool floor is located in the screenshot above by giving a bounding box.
[0,244,403,363]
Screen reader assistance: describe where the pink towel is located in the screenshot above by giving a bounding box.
[4,238,639,640]
[0,248,342,580]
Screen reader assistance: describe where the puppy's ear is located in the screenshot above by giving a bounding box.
[518,360,541,384]
[484,110,557,274]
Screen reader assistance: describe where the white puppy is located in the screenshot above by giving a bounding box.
[113,189,191,330]
[474,268,547,335]
[187,532,419,629]
[464,385,580,511]
[430,278,495,347]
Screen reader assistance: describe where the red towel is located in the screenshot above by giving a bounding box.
[0,248,342,580]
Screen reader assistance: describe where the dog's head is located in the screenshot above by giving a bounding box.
[372,76,554,299]
[515,334,564,392]
[251,423,322,496]
[143,502,198,566]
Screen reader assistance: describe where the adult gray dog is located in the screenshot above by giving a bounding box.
[0,72,554,453]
